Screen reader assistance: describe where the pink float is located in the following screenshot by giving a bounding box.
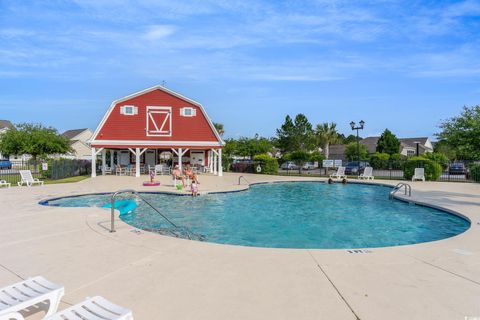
[143,171,160,186]
[143,181,160,186]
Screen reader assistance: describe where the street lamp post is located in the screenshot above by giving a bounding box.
[350,120,365,162]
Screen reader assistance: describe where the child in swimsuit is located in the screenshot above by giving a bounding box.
[191,181,198,197]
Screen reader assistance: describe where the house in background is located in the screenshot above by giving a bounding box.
[360,136,433,157]
[62,128,93,160]
[326,136,434,161]
[0,120,14,159]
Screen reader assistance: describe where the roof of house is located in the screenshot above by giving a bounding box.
[328,144,346,155]
[62,128,89,140]
[0,120,14,130]
[359,136,431,153]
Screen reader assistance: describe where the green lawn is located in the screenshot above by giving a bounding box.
[44,175,90,184]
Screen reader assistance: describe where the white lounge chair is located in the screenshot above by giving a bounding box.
[329,166,346,179]
[359,167,374,180]
[44,296,133,320]
[0,276,64,319]
[103,166,112,175]
[412,168,425,182]
[17,170,44,187]
[0,180,11,188]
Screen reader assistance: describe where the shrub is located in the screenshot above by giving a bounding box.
[423,152,449,170]
[369,152,390,169]
[345,142,369,160]
[469,164,480,182]
[253,154,278,174]
[403,157,442,181]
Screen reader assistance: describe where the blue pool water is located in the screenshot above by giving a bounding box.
[44,182,470,249]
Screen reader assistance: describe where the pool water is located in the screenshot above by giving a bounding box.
[45,182,470,249]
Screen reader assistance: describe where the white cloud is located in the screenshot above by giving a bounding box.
[143,25,176,41]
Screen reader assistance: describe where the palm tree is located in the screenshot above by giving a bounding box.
[315,122,339,159]
[213,122,224,136]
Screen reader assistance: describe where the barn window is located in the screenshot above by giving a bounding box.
[120,105,138,116]
[180,107,196,117]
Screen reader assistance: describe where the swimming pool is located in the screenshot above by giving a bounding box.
[43,182,470,249]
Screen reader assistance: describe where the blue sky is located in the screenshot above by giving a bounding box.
[1,0,479,139]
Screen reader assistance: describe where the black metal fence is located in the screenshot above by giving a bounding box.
[0,159,91,185]
[250,159,480,183]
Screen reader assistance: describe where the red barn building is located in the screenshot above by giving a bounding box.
[89,85,224,177]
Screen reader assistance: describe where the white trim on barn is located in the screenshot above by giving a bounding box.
[91,140,223,147]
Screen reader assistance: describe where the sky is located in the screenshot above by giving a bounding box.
[0,0,479,140]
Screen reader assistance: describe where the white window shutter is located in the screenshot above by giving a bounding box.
[120,106,125,114]
[134,106,138,115]
[192,108,197,116]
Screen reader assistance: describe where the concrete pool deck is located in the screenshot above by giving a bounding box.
[1,173,480,319]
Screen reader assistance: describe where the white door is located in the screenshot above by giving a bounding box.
[119,151,130,165]
[190,151,205,166]
[145,150,156,166]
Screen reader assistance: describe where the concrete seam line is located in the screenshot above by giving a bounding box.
[307,250,361,320]
[0,263,24,280]
[406,254,480,286]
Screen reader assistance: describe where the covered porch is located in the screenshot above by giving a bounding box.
[90,147,223,178]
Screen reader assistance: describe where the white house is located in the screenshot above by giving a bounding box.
[62,128,93,160]
[0,120,14,159]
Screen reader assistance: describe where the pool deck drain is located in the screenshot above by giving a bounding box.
[1,173,480,320]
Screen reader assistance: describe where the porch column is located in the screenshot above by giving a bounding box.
[209,151,213,172]
[178,148,183,171]
[110,150,114,168]
[135,147,141,178]
[218,149,223,176]
[101,149,106,175]
[91,147,96,177]
[213,149,217,175]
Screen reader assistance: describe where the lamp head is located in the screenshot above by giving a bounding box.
[350,121,355,130]
[359,120,365,129]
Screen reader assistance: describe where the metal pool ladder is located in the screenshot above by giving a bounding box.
[109,189,199,240]
[389,182,412,199]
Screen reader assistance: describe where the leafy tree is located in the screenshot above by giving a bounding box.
[308,150,325,163]
[226,136,274,159]
[276,114,315,153]
[345,142,368,161]
[338,134,361,144]
[437,105,480,160]
[433,140,456,160]
[315,122,340,159]
[213,122,224,136]
[287,150,310,173]
[0,123,70,160]
[376,129,400,155]
[423,152,449,169]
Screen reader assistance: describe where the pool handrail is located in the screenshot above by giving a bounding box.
[389,182,412,199]
[110,189,179,233]
[238,176,250,185]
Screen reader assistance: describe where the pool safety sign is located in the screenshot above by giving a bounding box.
[42,162,48,171]
[323,160,342,168]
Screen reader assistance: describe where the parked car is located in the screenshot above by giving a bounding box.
[281,161,298,170]
[448,162,467,175]
[302,162,317,170]
[344,161,370,175]
[0,159,12,170]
